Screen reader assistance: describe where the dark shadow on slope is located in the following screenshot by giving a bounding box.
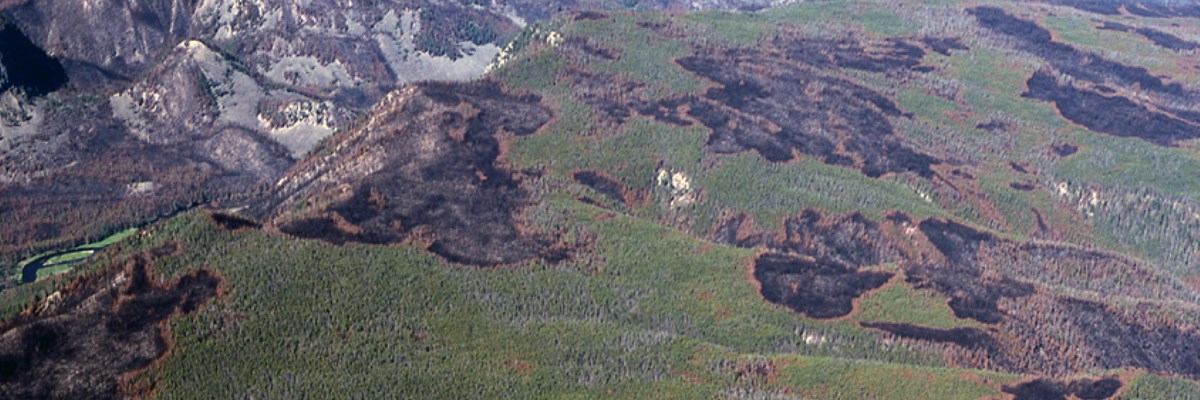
[0,21,66,96]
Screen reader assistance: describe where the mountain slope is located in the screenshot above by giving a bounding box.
[6,1,1200,399]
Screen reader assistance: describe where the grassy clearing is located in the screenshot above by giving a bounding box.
[769,354,1012,400]
[1041,14,1182,76]
[562,13,706,95]
[1119,373,1200,400]
[682,0,918,46]
[34,264,75,281]
[1055,132,1200,201]
[854,274,979,329]
[15,228,137,270]
[696,155,947,227]
[41,250,94,266]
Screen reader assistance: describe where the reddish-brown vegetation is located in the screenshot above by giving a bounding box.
[0,243,222,399]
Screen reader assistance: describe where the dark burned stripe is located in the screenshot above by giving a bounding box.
[860,321,998,351]
[969,4,1200,146]
[1049,0,1200,19]
[1098,21,1200,51]
[971,6,1190,97]
[1023,70,1200,146]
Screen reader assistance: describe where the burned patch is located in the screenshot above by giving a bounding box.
[972,6,1192,96]
[710,209,903,266]
[1009,162,1032,174]
[560,33,941,178]
[1051,143,1078,156]
[774,36,929,73]
[969,7,1053,44]
[972,6,1200,146]
[1031,207,1050,233]
[905,216,1200,377]
[708,212,769,249]
[1003,376,1122,400]
[753,253,893,319]
[972,6,1150,92]
[1003,379,1070,400]
[950,169,975,180]
[558,67,664,128]
[917,218,995,264]
[1023,70,1200,146]
[0,249,221,399]
[573,11,609,21]
[562,35,621,60]
[919,37,970,56]
[1053,297,1200,377]
[674,46,939,177]
[1010,181,1036,191]
[860,322,997,351]
[1051,0,1200,18]
[911,219,1037,324]
[1071,377,1123,399]
[1097,20,1199,51]
[1131,27,1198,51]
[975,119,1011,134]
[270,81,558,266]
[209,212,261,231]
[773,210,902,267]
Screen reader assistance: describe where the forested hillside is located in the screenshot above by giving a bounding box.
[5,0,1200,398]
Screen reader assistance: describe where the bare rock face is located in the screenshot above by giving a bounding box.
[0,0,808,282]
